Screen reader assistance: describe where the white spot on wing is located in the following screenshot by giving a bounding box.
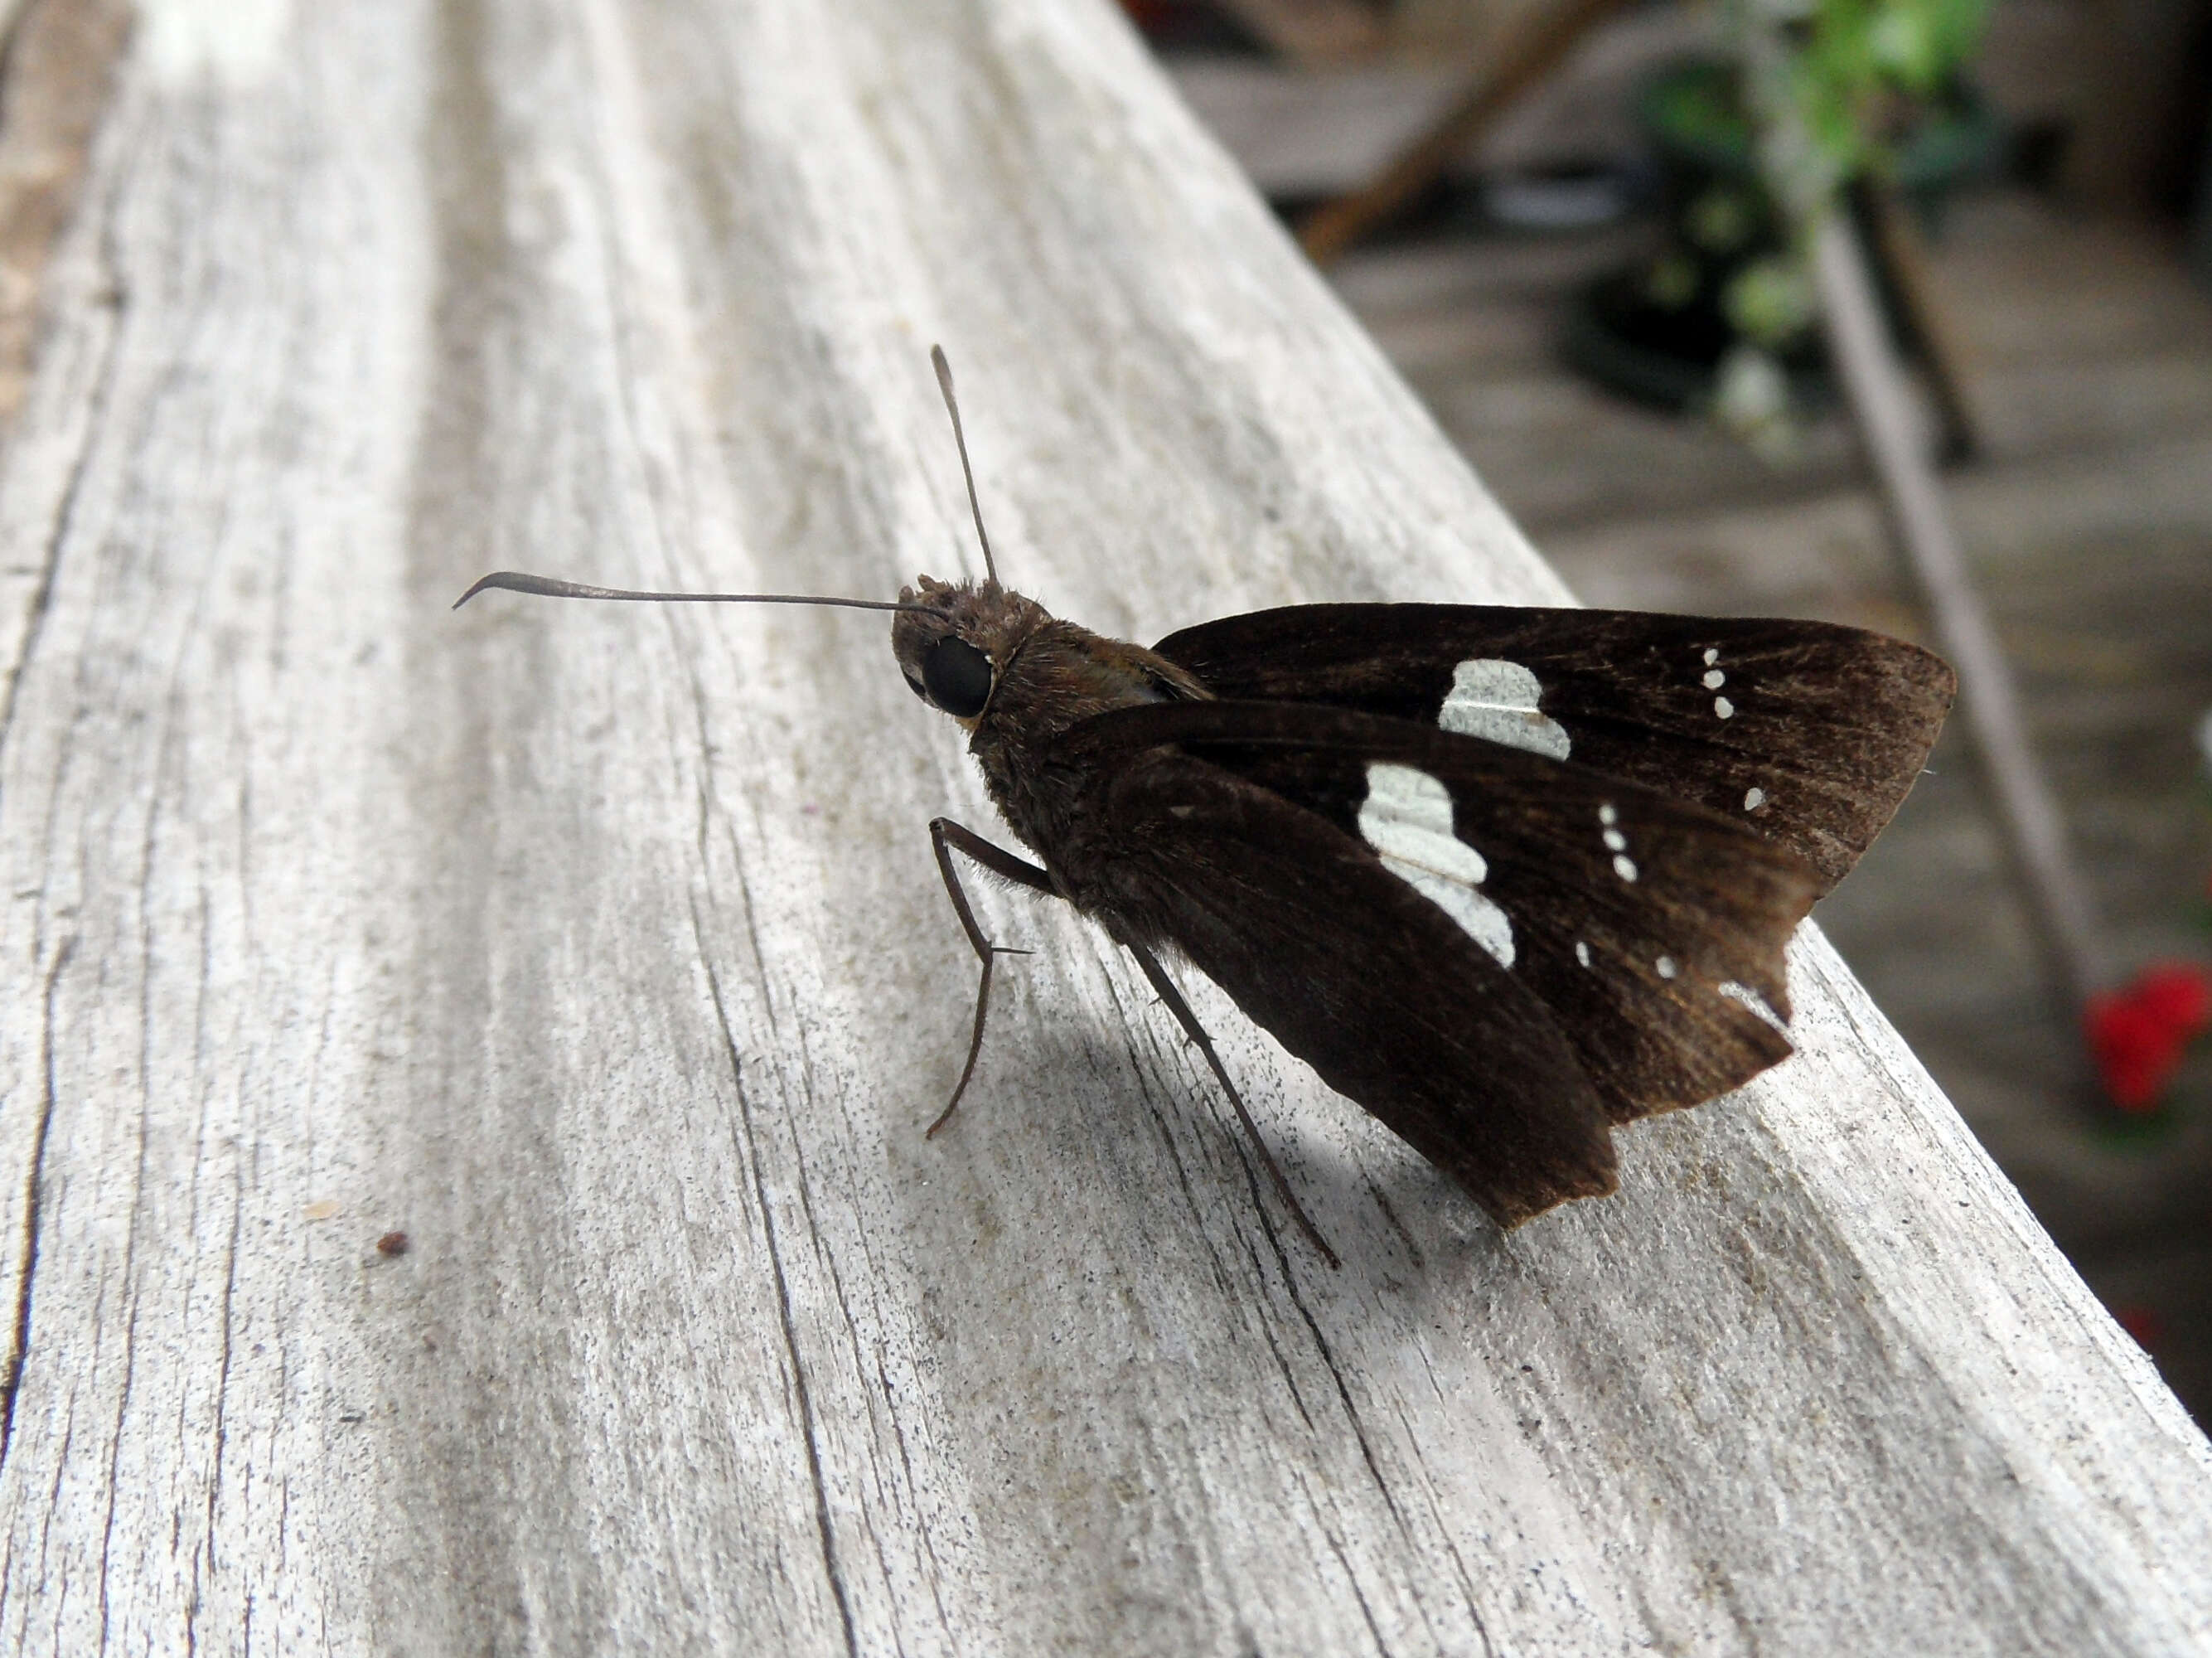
[1358,763,1515,968]
[1703,647,1720,666]
[1744,786,1766,812]
[1703,669,1726,690]
[1440,659,1571,761]
[1601,803,1638,881]
[1656,956,1679,980]
[1714,696,1735,720]
[1720,980,1789,1032]
[1575,941,1591,968]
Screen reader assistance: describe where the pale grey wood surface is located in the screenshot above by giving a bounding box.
[1,2,2209,1653]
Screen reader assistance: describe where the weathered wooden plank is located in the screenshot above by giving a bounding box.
[0,2,2209,1654]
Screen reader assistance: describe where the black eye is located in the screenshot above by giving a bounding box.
[921,636,994,717]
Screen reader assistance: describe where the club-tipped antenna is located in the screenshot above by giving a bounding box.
[932,344,998,587]
[452,570,928,613]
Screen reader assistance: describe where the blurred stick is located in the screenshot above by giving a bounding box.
[1858,178,1981,464]
[1813,209,2104,1014]
[1213,0,1387,65]
[1297,0,1631,266]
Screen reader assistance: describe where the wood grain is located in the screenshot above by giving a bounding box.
[0,2,2208,1652]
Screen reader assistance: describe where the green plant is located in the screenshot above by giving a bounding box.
[1564,0,1997,453]
[1716,0,1994,447]
[1784,0,1993,184]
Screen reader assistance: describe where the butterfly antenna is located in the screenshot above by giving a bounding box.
[451,571,927,613]
[932,344,999,587]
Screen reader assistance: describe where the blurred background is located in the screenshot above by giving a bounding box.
[1122,0,2212,1421]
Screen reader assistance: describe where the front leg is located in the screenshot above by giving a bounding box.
[928,818,1058,1136]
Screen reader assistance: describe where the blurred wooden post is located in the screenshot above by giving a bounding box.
[1814,207,2106,1016]
[1297,0,1631,263]
[0,1,2206,1651]
[1859,178,1983,464]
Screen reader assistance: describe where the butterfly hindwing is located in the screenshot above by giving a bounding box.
[1150,604,1955,891]
[1048,740,1618,1228]
[1060,701,1820,1137]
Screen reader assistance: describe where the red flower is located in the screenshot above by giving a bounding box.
[2086,962,2212,1113]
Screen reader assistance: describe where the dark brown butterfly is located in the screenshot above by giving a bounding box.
[457,349,1954,1266]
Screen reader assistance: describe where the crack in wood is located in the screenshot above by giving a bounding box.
[694,899,862,1658]
[0,933,71,1467]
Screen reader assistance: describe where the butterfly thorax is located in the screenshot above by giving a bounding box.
[891,577,1208,872]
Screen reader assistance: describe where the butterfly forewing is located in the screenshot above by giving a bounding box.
[1150,605,1955,891]
[1062,701,1820,1132]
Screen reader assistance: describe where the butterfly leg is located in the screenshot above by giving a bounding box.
[927,818,1056,1137]
[1124,943,1342,1271]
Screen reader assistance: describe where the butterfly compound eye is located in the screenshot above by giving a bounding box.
[921,636,994,718]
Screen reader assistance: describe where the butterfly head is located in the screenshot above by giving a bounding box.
[891,575,1053,729]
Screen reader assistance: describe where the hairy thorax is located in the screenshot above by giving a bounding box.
[973,623,1208,870]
